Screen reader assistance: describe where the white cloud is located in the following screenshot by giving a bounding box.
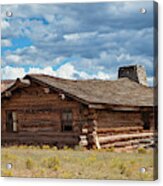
[1,20,10,30]
[28,66,56,76]
[96,72,110,79]
[147,77,154,87]
[64,32,97,41]
[1,3,154,86]
[6,54,21,63]
[1,66,26,79]
[1,64,111,81]
[1,39,12,47]
[55,63,75,79]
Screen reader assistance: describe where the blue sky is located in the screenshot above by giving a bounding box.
[1,1,156,86]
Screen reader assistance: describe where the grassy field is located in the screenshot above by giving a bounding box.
[1,145,156,180]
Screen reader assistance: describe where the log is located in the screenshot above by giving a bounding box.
[97,126,143,134]
[99,132,155,144]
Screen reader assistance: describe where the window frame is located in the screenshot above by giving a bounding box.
[6,111,18,133]
[61,110,73,132]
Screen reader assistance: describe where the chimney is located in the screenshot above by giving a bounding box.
[118,65,148,86]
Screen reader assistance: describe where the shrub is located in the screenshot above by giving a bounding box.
[118,162,127,175]
[63,145,71,150]
[74,145,86,151]
[42,145,50,150]
[25,158,34,170]
[52,146,58,151]
[2,170,13,177]
[4,152,17,162]
[106,146,115,152]
[35,145,41,150]
[138,147,147,154]
[28,145,36,149]
[18,145,28,149]
[32,168,45,178]
[61,171,73,179]
[42,156,60,171]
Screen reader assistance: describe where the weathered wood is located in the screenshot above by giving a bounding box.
[97,110,144,128]
[2,131,79,146]
[99,132,155,144]
[97,126,143,135]
[1,77,156,149]
[5,91,12,97]
[1,81,83,147]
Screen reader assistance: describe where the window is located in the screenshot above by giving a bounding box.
[6,111,18,132]
[61,110,73,132]
[142,112,150,130]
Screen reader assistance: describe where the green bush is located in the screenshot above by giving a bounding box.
[25,158,34,170]
[106,146,115,152]
[42,156,60,171]
[42,145,50,150]
[138,147,147,154]
[74,145,86,151]
[2,170,13,177]
[52,146,58,151]
[63,145,72,150]
[4,152,17,162]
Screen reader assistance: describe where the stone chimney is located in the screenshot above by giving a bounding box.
[118,65,148,86]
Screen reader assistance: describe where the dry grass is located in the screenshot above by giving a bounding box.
[1,146,156,180]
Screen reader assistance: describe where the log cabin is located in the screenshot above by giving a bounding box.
[1,65,157,149]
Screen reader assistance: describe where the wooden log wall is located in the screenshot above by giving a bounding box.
[2,80,157,149]
[96,109,157,149]
[1,81,84,146]
[97,110,144,128]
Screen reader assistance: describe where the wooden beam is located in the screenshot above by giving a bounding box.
[5,91,12,97]
[88,104,106,109]
[111,106,140,111]
[16,78,31,87]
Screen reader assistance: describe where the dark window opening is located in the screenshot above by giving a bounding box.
[6,111,18,132]
[143,121,150,130]
[6,111,13,132]
[61,110,73,132]
[142,112,150,130]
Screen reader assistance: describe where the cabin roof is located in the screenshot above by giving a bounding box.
[1,74,154,107]
[25,74,154,107]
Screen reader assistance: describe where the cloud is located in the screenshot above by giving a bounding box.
[1,2,155,86]
[1,16,10,31]
[6,54,21,63]
[147,77,154,87]
[28,64,76,79]
[1,39,12,47]
[63,32,97,41]
[1,63,111,82]
[1,66,26,79]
